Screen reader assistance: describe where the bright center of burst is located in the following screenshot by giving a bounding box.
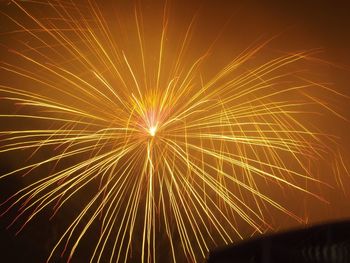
[149,126,157,137]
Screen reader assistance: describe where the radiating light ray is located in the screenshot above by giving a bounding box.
[0,0,349,262]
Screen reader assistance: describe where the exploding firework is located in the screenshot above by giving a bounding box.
[0,1,349,262]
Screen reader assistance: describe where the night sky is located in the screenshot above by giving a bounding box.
[1,1,350,262]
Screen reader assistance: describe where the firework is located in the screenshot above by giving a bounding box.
[0,1,348,262]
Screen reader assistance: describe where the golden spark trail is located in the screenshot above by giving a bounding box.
[0,0,348,262]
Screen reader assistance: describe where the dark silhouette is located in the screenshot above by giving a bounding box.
[207,221,350,263]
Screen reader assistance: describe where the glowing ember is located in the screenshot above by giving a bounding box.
[149,126,157,137]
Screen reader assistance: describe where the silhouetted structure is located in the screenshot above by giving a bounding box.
[207,221,350,263]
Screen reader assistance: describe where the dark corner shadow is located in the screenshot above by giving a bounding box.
[206,219,350,263]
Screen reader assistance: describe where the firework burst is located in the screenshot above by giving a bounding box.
[0,1,348,262]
